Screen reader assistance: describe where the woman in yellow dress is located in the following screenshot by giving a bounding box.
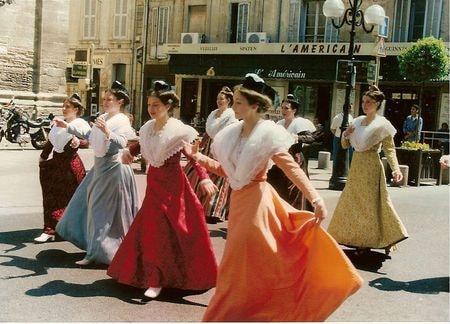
[183,73,363,322]
[327,85,408,255]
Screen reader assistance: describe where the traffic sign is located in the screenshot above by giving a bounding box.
[373,37,387,57]
[378,16,389,38]
[367,61,377,82]
[72,63,88,78]
[336,60,370,83]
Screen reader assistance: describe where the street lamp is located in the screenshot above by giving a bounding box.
[323,0,385,190]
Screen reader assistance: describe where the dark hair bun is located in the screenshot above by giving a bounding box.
[242,73,276,102]
[154,80,171,92]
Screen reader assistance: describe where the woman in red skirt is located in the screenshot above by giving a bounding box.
[107,81,218,299]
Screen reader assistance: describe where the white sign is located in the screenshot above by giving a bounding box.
[378,16,389,38]
[164,42,449,57]
[373,38,387,57]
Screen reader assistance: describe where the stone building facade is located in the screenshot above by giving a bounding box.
[137,0,449,148]
[0,0,69,116]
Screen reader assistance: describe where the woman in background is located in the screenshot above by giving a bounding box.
[328,85,408,255]
[267,94,316,210]
[35,93,90,243]
[184,86,238,223]
[56,81,139,265]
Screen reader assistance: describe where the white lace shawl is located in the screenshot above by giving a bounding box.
[139,117,198,168]
[205,108,238,139]
[277,117,316,134]
[49,118,90,153]
[89,113,134,157]
[211,120,294,190]
[349,115,397,152]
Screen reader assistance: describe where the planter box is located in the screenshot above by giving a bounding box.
[395,148,443,186]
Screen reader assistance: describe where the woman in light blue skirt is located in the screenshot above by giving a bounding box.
[56,81,139,265]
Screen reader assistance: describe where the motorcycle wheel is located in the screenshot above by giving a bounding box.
[31,129,49,150]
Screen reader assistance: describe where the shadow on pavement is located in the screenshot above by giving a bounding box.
[209,227,227,239]
[343,249,390,274]
[0,228,42,253]
[26,279,144,305]
[368,277,450,294]
[26,279,209,307]
[0,249,97,279]
[144,288,209,307]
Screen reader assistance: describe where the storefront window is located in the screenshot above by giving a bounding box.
[291,84,318,118]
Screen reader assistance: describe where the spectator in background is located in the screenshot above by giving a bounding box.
[330,110,353,162]
[402,104,423,142]
[435,122,450,154]
[191,111,205,133]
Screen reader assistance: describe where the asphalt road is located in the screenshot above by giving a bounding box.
[0,141,449,322]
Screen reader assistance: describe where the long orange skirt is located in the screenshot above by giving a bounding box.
[203,182,363,322]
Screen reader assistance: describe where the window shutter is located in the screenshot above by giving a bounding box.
[84,0,96,39]
[114,0,127,38]
[237,3,249,43]
[424,0,442,37]
[158,6,169,45]
[393,0,410,42]
[288,0,301,42]
[150,7,158,45]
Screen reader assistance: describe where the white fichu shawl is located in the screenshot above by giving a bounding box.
[48,118,90,153]
[211,120,295,190]
[277,117,316,134]
[349,115,397,152]
[139,117,198,168]
[205,108,238,138]
[89,113,135,157]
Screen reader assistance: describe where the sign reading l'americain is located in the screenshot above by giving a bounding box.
[165,42,449,56]
[254,68,306,79]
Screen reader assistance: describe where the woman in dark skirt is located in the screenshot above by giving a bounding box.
[35,93,90,243]
[267,94,316,210]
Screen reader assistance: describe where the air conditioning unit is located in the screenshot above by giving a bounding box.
[246,32,268,43]
[181,33,201,44]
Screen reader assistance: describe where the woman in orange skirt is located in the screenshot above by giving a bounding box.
[184,73,363,322]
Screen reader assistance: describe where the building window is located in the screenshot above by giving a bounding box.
[83,0,96,39]
[114,0,128,39]
[151,6,169,45]
[393,0,443,42]
[299,0,337,42]
[230,2,249,43]
[113,63,126,85]
[288,0,302,42]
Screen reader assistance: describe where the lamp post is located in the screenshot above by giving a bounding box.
[323,0,385,190]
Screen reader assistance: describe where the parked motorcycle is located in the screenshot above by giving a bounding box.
[0,99,54,149]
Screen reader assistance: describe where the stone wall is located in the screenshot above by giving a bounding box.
[0,0,69,117]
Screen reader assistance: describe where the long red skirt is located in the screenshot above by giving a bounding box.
[107,153,218,290]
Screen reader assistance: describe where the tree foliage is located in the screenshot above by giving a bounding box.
[398,37,449,82]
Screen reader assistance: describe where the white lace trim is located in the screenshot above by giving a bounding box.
[349,115,397,152]
[205,108,238,138]
[211,120,294,190]
[89,113,134,157]
[277,117,316,134]
[49,118,90,153]
[140,117,198,168]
